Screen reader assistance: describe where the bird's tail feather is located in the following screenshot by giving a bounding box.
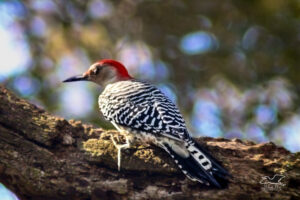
[162,139,230,188]
[188,139,231,179]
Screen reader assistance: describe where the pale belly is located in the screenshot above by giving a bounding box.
[111,121,189,157]
[111,121,160,146]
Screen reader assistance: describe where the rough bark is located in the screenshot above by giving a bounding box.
[0,85,299,200]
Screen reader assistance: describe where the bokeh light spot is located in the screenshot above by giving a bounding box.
[13,76,40,96]
[0,2,31,78]
[245,123,268,142]
[0,183,19,200]
[242,26,260,50]
[60,84,94,118]
[89,0,113,19]
[191,99,223,137]
[255,104,276,125]
[30,16,47,37]
[180,31,218,55]
[271,115,300,152]
[30,0,57,13]
[155,61,169,80]
[117,40,153,79]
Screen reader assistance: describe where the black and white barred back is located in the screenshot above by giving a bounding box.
[99,80,229,187]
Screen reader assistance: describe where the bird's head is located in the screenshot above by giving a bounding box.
[63,59,132,86]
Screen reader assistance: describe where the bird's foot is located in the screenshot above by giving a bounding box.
[110,134,130,171]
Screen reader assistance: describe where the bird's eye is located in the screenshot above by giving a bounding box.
[92,67,99,75]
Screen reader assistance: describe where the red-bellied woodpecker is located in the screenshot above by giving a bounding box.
[63,59,230,187]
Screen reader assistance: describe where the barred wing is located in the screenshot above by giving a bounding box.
[100,80,189,140]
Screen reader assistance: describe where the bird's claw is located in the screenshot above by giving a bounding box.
[110,134,130,171]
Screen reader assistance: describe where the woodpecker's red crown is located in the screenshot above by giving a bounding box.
[96,59,132,80]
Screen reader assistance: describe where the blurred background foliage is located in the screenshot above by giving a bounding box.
[0,0,300,153]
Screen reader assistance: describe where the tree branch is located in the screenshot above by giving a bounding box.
[0,85,299,200]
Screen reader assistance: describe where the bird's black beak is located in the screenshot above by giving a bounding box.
[63,75,88,83]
